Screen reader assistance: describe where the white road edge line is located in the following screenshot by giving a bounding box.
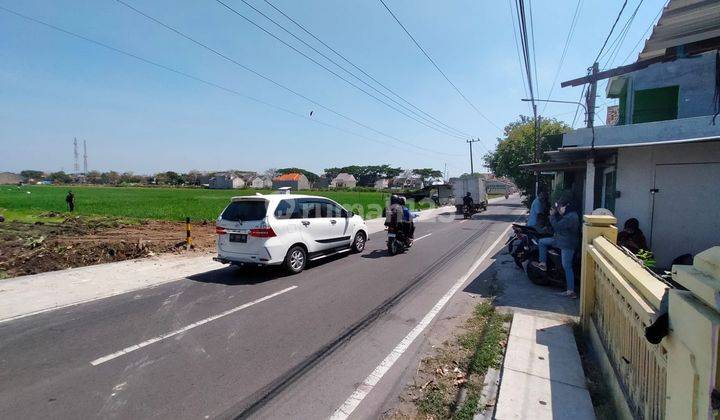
[90,285,298,366]
[329,224,514,420]
[413,233,432,242]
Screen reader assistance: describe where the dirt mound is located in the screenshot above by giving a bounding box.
[0,217,215,278]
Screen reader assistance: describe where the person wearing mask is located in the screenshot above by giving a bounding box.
[527,190,547,228]
[533,199,580,298]
[617,218,648,254]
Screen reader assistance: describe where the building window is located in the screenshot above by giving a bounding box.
[632,86,679,123]
[601,168,616,213]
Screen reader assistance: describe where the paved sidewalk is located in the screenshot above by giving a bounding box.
[494,313,595,420]
[482,238,594,419]
[0,204,458,323]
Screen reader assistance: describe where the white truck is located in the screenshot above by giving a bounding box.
[450,176,488,215]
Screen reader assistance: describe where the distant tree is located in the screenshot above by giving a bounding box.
[85,170,102,184]
[412,168,443,183]
[483,115,568,198]
[100,171,121,185]
[277,167,319,184]
[119,172,143,184]
[264,168,279,179]
[162,171,185,185]
[20,170,44,181]
[323,165,403,186]
[49,171,72,184]
[185,170,203,186]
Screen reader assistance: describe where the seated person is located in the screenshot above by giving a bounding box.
[617,218,648,254]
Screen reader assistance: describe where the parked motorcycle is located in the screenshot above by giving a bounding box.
[387,224,412,256]
[506,224,551,268]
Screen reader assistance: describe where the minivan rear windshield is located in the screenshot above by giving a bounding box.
[221,200,267,222]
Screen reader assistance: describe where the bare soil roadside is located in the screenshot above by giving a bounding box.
[0,214,215,278]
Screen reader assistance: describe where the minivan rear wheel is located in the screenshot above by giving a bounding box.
[284,245,307,274]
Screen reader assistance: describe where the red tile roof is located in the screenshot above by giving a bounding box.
[274,172,302,181]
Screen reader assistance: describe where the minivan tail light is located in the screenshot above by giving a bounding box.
[215,226,227,235]
[249,227,276,238]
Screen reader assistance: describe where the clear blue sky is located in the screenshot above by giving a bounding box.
[1,0,665,176]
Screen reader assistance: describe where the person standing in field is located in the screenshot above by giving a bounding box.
[65,191,75,212]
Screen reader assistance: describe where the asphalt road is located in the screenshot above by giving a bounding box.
[0,197,526,419]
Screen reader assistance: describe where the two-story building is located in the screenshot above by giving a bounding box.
[523,0,720,267]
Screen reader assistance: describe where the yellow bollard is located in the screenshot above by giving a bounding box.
[185,217,193,250]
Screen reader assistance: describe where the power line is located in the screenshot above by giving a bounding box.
[594,0,628,63]
[507,0,532,115]
[236,0,468,140]
[602,0,645,68]
[0,4,459,159]
[377,0,501,138]
[620,0,666,65]
[112,0,461,156]
[260,0,473,139]
[528,0,540,100]
[211,0,466,141]
[542,0,583,115]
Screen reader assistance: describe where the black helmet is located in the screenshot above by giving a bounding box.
[399,196,407,205]
[390,194,400,204]
[466,192,471,196]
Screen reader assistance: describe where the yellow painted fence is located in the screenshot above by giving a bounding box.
[580,215,720,420]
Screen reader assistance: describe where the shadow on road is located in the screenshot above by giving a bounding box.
[463,247,578,319]
[361,249,394,259]
[488,202,525,208]
[469,213,523,222]
[187,265,289,285]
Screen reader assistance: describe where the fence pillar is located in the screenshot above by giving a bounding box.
[666,246,720,419]
[580,215,617,324]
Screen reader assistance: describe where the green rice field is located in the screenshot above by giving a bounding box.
[0,185,433,222]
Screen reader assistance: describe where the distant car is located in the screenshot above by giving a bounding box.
[214,193,368,274]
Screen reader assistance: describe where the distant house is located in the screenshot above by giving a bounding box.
[330,173,357,188]
[0,172,22,185]
[250,176,273,189]
[374,178,390,190]
[209,172,245,189]
[273,172,310,190]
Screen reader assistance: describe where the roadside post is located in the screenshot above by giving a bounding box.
[185,217,194,250]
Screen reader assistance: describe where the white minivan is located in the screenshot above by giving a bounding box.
[214,193,368,273]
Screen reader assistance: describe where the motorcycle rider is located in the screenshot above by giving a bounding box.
[399,196,415,243]
[532,198,580,298]
[462,192,474,207]
[384,194,403,228]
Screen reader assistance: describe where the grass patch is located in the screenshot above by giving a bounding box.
[0,185,432,222]
[392,302,509,419]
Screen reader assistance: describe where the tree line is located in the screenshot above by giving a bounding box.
[19,165,444,187]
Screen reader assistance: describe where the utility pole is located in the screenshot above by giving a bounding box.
[586,62,599,129]
[73,138,80,175]
[467,138,481,174]
[83,140,88,175]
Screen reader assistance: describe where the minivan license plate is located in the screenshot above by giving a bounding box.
[229,233,247,243]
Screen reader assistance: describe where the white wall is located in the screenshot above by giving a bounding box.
[615,141,720,264]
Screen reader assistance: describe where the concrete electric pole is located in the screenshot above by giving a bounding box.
[467,138,481,174]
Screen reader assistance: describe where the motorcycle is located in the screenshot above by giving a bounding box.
[387,223,412,256]
[506,224,551,268]
[525,243,581,290]
[462,203,483,219]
